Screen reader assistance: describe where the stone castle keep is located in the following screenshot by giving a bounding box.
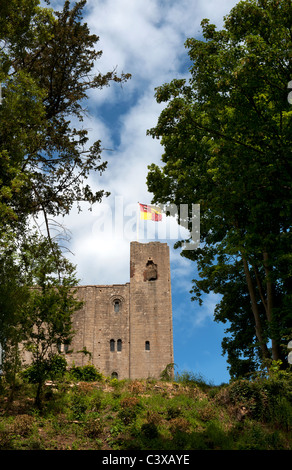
[65,241,174,380]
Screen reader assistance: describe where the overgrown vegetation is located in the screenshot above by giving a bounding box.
[0,364,291,450]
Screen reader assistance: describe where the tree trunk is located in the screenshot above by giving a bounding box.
[242,254,270,362]
[263,251,281,361]
[35,381,43,409]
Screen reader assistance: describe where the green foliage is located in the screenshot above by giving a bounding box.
[85,417,104,439]
[0,1,130,407]
[140,421,159,440]
[69,365,104,382]
[70,392,89,421]
[0,374,291,450]
[175,370,213,391]
[118,396,142,425]
[160,363,176,381]
[0,0,130,227]
[146,0,292,377]
[22,355,67,385]
[0,233,82,406]
[224,369,292,427]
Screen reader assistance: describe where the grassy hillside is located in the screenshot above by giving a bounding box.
[0,367,291,450]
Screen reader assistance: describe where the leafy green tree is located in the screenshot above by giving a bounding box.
[147,0,292,377]
[19,233,82,407]
[0,0,130,231]
[0,0,130,394]
[0,231,31,401]
[0,231,82,406]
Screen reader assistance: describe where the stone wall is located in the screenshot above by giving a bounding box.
[66,242,173,380]
[129,242,173,379]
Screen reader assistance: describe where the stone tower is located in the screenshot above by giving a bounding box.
[66,241,174,380]
[128,242,173,379]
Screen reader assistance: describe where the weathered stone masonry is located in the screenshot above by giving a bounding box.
[66,241,174,380]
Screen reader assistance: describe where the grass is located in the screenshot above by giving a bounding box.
[0,368,291,450]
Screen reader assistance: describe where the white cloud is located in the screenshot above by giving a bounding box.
[58,0,241,286]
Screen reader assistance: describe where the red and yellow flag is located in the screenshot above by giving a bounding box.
[139,203,162,221]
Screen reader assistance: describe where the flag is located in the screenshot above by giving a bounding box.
[139,203,162,221]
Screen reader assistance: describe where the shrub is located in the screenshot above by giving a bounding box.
[89,392,103,413]
[226,379,268,420]
[70,392,89,420]
[166,403,182,420]
[194,397,218,422]
[69,365,103,382]
[169,417,190,434]
[85,417,104,438]
[141,421,159,439]
[22,355,67,384]
[160,363,175,381]
[235,422,285,450]
[11,414,35,437]
[204,421,233,450]
[271,396,292,430]
[0,420,13,449]
[226,374,292,425]
[175,370,213,391]
[118,396,142,424]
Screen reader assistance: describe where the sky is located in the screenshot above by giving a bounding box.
[47,0,242,385]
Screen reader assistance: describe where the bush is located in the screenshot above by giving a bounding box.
[227,379,267,420]
[70,392,89,420]
[166,403,182,420]
[118,396,142,424]
[11,414,35,437]
[85,417,104,438]
[141,421,159,440]
[235,422,285,450]
[89,391,103,413]
[205,421,233,450]
[220,372,292,427]
[271,396,292,430]
[175,370,213,391]
[22,355,67,384]
[69,365,103,382]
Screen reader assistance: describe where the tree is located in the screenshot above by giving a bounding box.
[0,236,31,402]
[0,230,82,405]
[0,0,130,234]
[0,0,130,395]
[147,0,292,377]
[20,234,82,407]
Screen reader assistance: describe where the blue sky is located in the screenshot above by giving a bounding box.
[48,0,242,385]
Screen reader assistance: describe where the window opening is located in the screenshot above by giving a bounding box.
[145,341,150,351]
[110,339,115,352]
[114,300,120,313]
[111,371,118,379]
[145,259,157,281]
[117,339,122,352]
[57,342,69,354]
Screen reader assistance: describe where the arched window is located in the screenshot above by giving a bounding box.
[117,339,122,352]
[111,371,118,379]
[145,340,150,351]
[110,339,115,352]
[57,342,69,354]
[114,300,120,313]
